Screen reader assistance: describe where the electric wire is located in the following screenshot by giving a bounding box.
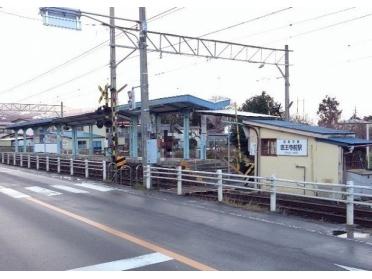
[0,7,182,96]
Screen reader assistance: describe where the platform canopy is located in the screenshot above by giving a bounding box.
[196,109,278,120]
[117,94,230,117]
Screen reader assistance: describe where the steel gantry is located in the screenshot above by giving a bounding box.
[0,102,63,117]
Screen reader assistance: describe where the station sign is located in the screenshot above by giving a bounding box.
[277,139,308,156]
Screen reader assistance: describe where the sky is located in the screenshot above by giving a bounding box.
[1,0,372,123]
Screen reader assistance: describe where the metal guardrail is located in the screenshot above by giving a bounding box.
[145,165,372,228]
[0,152,107,181]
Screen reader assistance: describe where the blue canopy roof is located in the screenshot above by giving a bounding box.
[248,120,354,136]
[117,94,230,117]
[317,137,372,147]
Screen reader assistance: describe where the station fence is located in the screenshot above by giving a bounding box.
[1,152,372,228]
[144,165,372,227]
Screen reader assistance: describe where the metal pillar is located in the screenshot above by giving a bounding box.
[129,115,138,158]
[56,125,62,155]
[367,123,370,169]
[72,127,77,158]
[139,7,150,165]
[88,125,94,156]
[14,130,19,153]
[200,115,207,160]
[155,114,161,159]
[32,128,37,153]
[284,44,290,121]
[109,7,118,163]
[183,111,190,160]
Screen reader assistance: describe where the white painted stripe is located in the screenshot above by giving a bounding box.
[25,186,62,197]
[335,264,367,271]
[51,185,89,194]
[0,188,30,199]
[74,182,113,192]
[70,252,172,271]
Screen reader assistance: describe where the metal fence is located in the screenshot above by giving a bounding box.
[0,152,107,180]
[144,165,372,227]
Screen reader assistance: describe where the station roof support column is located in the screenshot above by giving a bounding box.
[88,125,94,156]
[71,127,78,158]
[200,115,207,160]
[56,125,62,155]
[129,115,138,158]
[14,130,19,153]
[183,111,190,160]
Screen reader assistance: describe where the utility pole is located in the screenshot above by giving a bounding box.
[139,7,150,165]
[109,7,117,162]
[284,44,290,121]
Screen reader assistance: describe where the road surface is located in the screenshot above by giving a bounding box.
[0,164,371,271]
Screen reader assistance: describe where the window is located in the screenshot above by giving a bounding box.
[261,139,277,156]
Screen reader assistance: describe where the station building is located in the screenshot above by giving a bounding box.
[243,119,372,185]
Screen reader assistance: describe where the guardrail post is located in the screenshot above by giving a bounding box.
[102,160,107,181]
[270,176,277,212]
[57,157,61,173]
[346,181,354,238]
[217,169,223,202]
[177,166,182,195]
[145,165,151,190]
[20,153,23,167]
[70,158,74,176]
[46,156,49,171]
[36,155,39,170]
[85,159,89,178]
[27,155,31,168]
[13,153,16,166]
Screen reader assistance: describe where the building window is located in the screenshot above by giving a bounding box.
[261,139,277,156]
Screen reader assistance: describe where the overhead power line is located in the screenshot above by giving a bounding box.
[269,12,372,44]
[0,7,182,96]
[201,7,293,37]
[234,7,356,40]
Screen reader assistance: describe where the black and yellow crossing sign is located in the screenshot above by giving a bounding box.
[116,156,126,169]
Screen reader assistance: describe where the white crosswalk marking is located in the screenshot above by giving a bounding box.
[51,185,89,194]
[0,187,30,199]
[25,186,62,197]
[70,252,172,271]
[74,182,113,192]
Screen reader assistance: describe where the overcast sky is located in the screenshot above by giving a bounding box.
[1,0,372,122]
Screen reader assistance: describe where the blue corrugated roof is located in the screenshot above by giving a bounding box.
[249,120,354,135]
[118,94,230,113]
[318,137,372,147]
[7,118,57,129]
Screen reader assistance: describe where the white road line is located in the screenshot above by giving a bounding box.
[335,264,367,271]
[70,252,172,271]
[0,188,30,199]
[74,182,113,192]
[25,186,62,197]
[51,185,89,194]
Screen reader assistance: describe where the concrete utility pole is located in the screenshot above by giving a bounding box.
[139,7,150,165]
[109,7,118,162]
[284,44,290,121]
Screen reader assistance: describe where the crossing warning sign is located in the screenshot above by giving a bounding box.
[116,156,126,169]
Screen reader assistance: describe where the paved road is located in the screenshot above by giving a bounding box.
[0,164,371,271]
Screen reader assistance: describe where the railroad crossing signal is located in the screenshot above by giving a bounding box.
[116,155,126,170]
[98,84,109,104]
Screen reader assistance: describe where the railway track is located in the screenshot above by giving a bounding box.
[186,190,372,228]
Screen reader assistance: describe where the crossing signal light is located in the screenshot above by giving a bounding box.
[96,105,113,128]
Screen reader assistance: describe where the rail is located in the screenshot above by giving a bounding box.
[144,165,372,228]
